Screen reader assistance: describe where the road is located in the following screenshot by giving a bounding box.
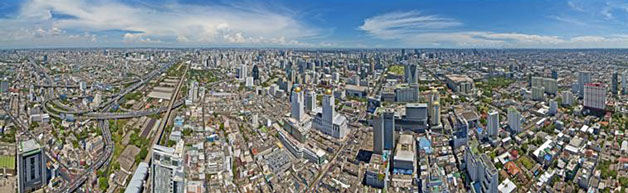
[305,125,357,193]
[146,62,188,162]
[25,57,172,193]
[59,62,173,193]
[142,62,189,193]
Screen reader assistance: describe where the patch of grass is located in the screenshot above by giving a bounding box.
[518,156,534,170]
[0,156,15,169]
[388,65,404,75]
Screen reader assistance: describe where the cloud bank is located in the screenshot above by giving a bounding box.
[359,10,628,48]
[0,0,320,48]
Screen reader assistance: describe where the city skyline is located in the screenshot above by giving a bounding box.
[1,0,628,48]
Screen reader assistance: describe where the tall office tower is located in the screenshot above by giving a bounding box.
[305,91,317,112]
[239,64,248,80]
[551,69,558,80]
[452,116,469,148]
[18,139,47,193]
[544,78,558,94]
[428,89,441,126]
[93,92,102,108]
[431,101,441,127]
[252,65,259,81]
[531,76,557,94]
[487,111,499,139]
[245,77,254,88]
[152,142,185,193]
[623,71,628,95]
[0,78,8,93]
[373,109,395,154]
[291,87,305,121]
[322,89,335,131]
[549,99,558,115]
[79,81,87,91]
[404,64,419,84]
[583,83,606,110]
[369,59,375,75]
[612,71,619,94]
[507,107,522,133]
[561,91,574,106]
[188,81,198,102]
[531,76,544,88]
[578,71,592,97]
[531,86,545,101]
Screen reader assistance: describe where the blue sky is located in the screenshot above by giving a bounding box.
[0,0,627,48]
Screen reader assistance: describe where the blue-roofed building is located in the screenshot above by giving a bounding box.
[418,137,432,154]
[174,116,184,127]
[65,114,75,122]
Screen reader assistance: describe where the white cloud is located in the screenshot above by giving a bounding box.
[361,10,628,48]
[0,0,320,47]
[405,32,628,48]
[359,10,461,39]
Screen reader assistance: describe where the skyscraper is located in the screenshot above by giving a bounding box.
[18,139,47,193]
[583,83,606,110]
[612,71,619,94]
[531,86,545,101]
[0,78,9,93]
[561,91,574,106]
[373,109,395,154]
[428,89,441,127]
[578,71,592,98]
[151,142,185,193]
[452,115,468,148]
[188,81,199,102]
[404,64,419,84]
[549,99,558,115]
[464,146,499,193]
[487,111,499,139]
[305,91,317,112]
[508,107,521,133]
[291,87,305,121]
[238,64,248,80]
[623,71,628,95]
[322,89,334,131]
[252,64,260,81]
[551,69,558,80]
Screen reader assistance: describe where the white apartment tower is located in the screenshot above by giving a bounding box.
[561,91,574,106]
[583,83,606,110]
[487,111,499,139]
[507,107,521,133]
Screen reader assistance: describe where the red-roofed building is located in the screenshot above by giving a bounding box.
[505,161,520,176]
[509,150,519,160]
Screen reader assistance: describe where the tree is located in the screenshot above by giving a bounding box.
[98,176,108,190]
[135,148,148,163]
[182,129,193,137]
